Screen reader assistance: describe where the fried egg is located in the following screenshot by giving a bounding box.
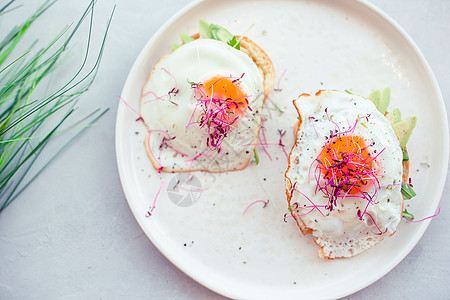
[140,39,266,172]
[285,90,404,259]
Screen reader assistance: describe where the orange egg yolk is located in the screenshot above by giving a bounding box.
[318,135,376,195]
[201,75,248,116]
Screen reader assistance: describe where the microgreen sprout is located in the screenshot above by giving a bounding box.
[357,210,386,235]
[227,36,240,49]
[402,208,414,220]
[403,207,441,223]
[257,118,272,160]
[146,129,189,172]
[168,87,179,98]
[284,201,327,223]
[253,148,259,165]
[119,96,139,116]
[160,136,188,157]
[231,72,245,84]
[278,129,289,160]
[242,199,269,215]
[187,79,201,87]
[274,69,287,92]
[300,112,390,234]
[309,116,318,137]
[186,74,250,152]
[143,69,179,106]
[292,186,326,217]
[288,202,299,212]
[146,180,165,217]
[227,23,254,50]
[311,120,381,212]
[401,182,416,200]
[272,102,284,113]
[177,185,207,193]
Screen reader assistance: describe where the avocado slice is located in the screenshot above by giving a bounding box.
[171,44,181,52]
[378,87,391,115]
[368,90,380,109]
[386,108,401,125]
[180,33,195,44]
[393,116,417,148]
[209,24,234,43]
[199,19,211,38]
[368,88,390,115]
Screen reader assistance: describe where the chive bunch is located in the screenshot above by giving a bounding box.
[0,0,114,212]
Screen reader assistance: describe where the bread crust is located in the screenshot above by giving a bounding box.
[285,90,410,259]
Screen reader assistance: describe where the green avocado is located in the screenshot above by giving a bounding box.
[210,24,234,43]
[180,33,195,44]
[368,87,390,115]
[386,108,401,125]
[368,90,380,109]
[199,19,211,38]
[393,116,417,148]
[378,87,391,115]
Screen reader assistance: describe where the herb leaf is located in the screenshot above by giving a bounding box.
[227,36,240,50]
[401,183,416,200]
[402,147,409,162]
[402,208,414,220]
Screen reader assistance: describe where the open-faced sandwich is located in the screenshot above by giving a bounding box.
[140,20,275,173]
[285,89,416,259]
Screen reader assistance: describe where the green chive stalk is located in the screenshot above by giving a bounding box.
[0,0,115,212]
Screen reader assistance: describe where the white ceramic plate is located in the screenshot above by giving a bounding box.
[116,0,448,298]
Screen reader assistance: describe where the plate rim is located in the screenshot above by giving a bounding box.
[115,0,449,298]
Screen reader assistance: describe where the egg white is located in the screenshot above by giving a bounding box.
[285,90,404,258]
[140,39,265,172]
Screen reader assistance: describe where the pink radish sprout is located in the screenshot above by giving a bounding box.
[146,181,165,217]
[243,200,270,215]
[284,208,314,222]
[178,185,208,192]
[146,129,190,172]
[278,129,289,160]
[289,112,393,234]
[309,116,319,137]
[404,207,441,223]
[119,96,143,122]
[292,187,326,217]
[358,210,386,235]
[242,142,281,147]
[142,68,179,106]
[161,67,178,90]
[257,118,272,160]
[274,68,287,91]
[186,74,250,153]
